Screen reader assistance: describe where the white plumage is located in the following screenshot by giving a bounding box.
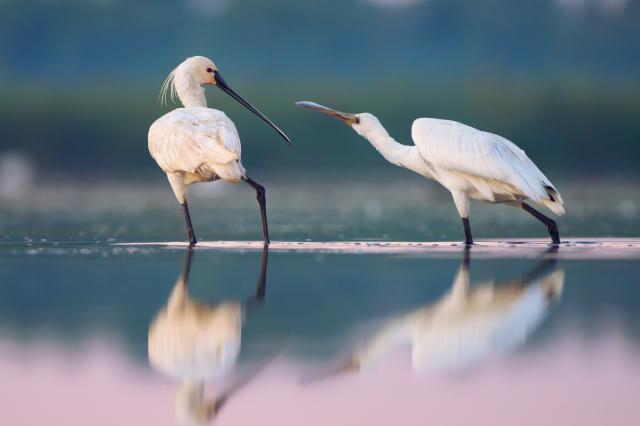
[297,101,564,244]
[149,56,290,245]
[149,107,245,198]
[347,260,564,373]
[411,118,565,216]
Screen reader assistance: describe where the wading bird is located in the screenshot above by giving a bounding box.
[297,101,564,244]
[149,56,290,246]
[327,257,564,376]
[148,247,269,424]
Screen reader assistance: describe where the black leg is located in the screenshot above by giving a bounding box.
[181,201,197,246]
[462,217,474,245]
[521,202,560,244]
[242,176,270,244]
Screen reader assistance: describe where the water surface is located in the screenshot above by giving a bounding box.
[1,243,638,425]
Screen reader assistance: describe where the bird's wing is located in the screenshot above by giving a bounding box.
[412,118,561,206]
[148,108,240,174]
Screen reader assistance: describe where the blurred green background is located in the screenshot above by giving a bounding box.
[0,0,639,241]
[1,0,639,177]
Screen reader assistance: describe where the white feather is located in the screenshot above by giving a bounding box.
[149,107,242,172]
[297,101,565,243]
[349,112,564,216]
[411,118,562,210]
[149,57,248,205]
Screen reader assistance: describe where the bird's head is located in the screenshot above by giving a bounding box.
[161,56,291,146]
[178,56,218,86]
[295,101,382,138]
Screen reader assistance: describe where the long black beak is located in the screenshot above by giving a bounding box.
[214,71,291,146]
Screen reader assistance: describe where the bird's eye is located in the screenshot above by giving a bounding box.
[206,67,214,73]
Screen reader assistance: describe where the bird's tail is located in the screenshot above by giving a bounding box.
[540,185,565,216]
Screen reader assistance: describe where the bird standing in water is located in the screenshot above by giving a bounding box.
[149,56,290,246]
[297,101,564,245]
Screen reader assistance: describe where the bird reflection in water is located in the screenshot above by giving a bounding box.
[333,255,564,376]
[148,247,269,424]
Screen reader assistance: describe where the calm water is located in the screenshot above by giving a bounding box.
[1,178,640,243]
[1,242,639,425]
[1,179,639,424]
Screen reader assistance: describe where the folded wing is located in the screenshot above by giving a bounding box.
[412,118,564,214]
[148,108,241,174]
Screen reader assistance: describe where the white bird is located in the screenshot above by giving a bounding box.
[149,56,291,246]
[337,258,564,374]
[296,101,564,244]
[148,248,268,424]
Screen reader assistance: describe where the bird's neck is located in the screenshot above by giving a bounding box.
[175,74,207,108]
[356,121,427,176]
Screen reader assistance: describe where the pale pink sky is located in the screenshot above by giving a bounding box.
[1,332,639,426]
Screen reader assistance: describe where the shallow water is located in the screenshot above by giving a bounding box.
[1,241,639,425]
[2,178,640,243]
[1,179,640,424]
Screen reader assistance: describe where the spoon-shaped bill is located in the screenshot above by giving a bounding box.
[295,101,359,125]
[214,71,291,146]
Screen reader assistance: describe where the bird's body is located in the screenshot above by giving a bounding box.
[297,101,564,244]
[410,118,564,215]
[149,56,290,246]
[149,107,245,201]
